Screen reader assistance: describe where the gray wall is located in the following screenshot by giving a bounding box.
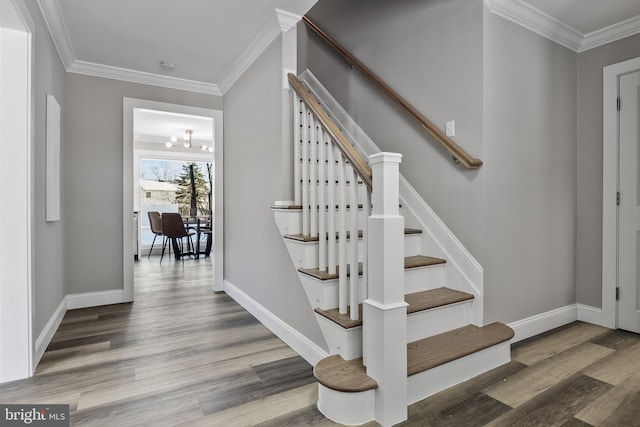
[224,36,326,349]
[24,0,66,339]
[576,34,640,308]
[300,0,580,324]
[483,8,578,323]
[63,74,221,295]
[301,0,485,260]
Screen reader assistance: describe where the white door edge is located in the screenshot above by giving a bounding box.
[602,56,640,330]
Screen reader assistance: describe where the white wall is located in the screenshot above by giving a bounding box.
[223,36,326,350]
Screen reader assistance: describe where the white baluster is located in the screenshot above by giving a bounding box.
[327,144,337,275]
[349,166,359,321]
[338,154,348,315]
[293,94,301,206]
[301,107,310,236]
[318,130,327,271]
[310,119,318,237]
[362,186,370,301]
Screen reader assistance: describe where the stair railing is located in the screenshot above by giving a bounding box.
[302,16,482,170]
[289,73,371,321]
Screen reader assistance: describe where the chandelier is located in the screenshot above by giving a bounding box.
[165,129,213,152]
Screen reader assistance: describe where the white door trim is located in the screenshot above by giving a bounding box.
[0,0,35,382]
[123,98,224,300]
[602,56,640,329]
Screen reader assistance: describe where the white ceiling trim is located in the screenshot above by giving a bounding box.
[37,0,75,68]
[217,8,302,94]
[36,0,220,96]
[485,0,640,53]
[68,60,221,96]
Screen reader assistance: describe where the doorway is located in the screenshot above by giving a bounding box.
[602,56,640,331]
[0,0,34,381]
[123,98,224,301]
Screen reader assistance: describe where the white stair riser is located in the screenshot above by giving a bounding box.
[404,265,445,294]
[284,234,421,269]
[273,209,301,235]
[299,274,364,310]
[316,314,362,360]
[299,265,445,310]
[316,300,472,360]
[407,301,470,342]
[317,386,375,426]
[407,341,511,405]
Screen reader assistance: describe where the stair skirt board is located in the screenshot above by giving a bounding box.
[316,313,363,360]
[317,386,376,426]
[407,340,511,405]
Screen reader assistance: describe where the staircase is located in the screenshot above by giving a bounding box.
[272,71,513,426]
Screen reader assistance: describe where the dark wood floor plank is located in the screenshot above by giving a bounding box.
[486,374,612,427]
[2,256,640,426]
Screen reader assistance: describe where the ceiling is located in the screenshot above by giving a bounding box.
[38,0,640,99]
[36,0,640,144]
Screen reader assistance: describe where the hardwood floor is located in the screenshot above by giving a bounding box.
[1,258,639,426]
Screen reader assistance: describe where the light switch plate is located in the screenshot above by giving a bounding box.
[445,120,455,137]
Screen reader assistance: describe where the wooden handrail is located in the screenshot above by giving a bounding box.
[303,16,483,170]
[288,73,373,191]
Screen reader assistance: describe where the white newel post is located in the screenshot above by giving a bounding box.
[364,152,407,426]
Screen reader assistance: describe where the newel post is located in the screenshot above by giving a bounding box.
[364,152,407,426]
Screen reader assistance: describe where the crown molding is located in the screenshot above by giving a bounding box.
[581,14,640,52]
[218,8,302,94]
[37,0,220,95]
[68,60,221,95]
[485,0,640,53]
[37,0,75,68]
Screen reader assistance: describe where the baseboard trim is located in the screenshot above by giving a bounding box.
[577,304,603,326]
[33,297,67,371]
[66,289,125,310]
[508,304,577,343]
[223,279,328,365]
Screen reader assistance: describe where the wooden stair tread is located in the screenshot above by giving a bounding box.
[300,255,445,280]
[405,255,446,269]
[314,323,513,392]
[270,205,302,210]
[314,287,473,329]
[314,355,378,392]
[284,228,421,242]
[407,322,514,376]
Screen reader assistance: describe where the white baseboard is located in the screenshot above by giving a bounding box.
[66,289,125,310]
[33,297,67,371]
[508,304,577,343]
[223,279,328,365]
[577,304,603,326]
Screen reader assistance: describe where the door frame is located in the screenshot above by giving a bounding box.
[0,0,34,382]
[602,56,640,329]
[123,98,224,300]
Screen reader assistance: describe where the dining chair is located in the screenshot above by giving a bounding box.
[160,213,196,263]
[147,211,165,258]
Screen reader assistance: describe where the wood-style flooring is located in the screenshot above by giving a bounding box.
[0,257,639,426]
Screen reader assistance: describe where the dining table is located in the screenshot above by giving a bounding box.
[183,216,212,260]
